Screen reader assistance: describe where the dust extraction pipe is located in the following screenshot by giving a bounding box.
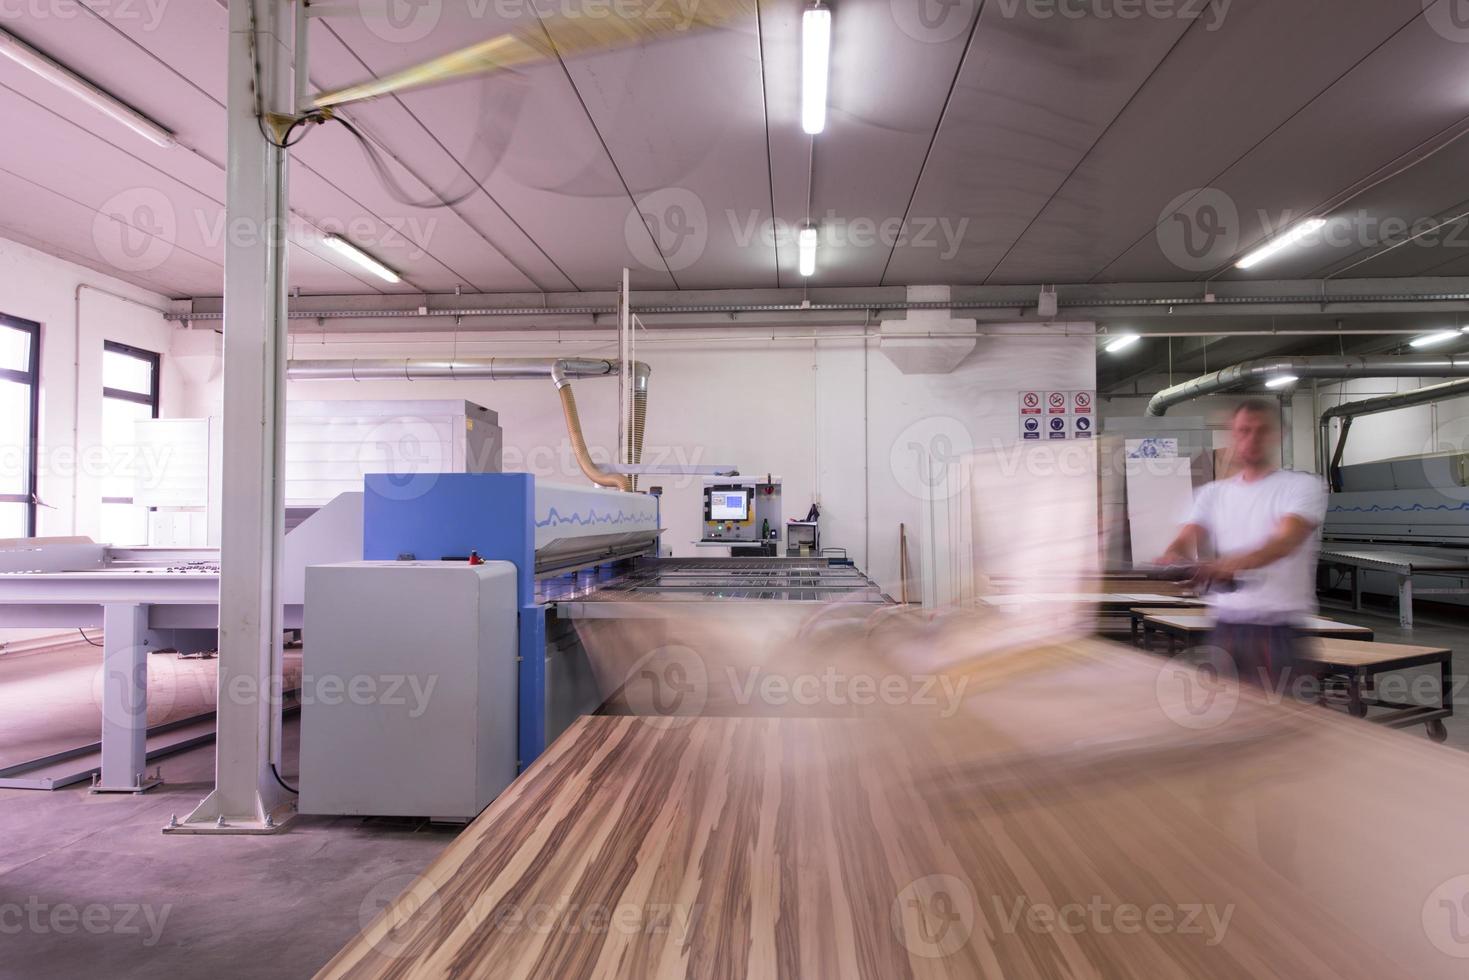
[1317,377,1469,490]
[286,357,650,492]
[1145,355,1469,417]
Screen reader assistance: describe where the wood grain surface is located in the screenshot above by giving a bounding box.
[319,705,1452,979]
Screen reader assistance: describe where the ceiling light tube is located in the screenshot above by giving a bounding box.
[1104,334,1139,354]
[798,226,817,277]
[1410,330,1461,349]
[1264,375,1298,389]
[801,4,830,135]
[1234,217,1327,270]
[323,235,401,283]
[0,28,175,148]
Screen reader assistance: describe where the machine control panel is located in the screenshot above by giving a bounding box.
[702,480,780,545]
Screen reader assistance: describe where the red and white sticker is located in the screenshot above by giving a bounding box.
[1019,391,1043,415]
[1047,392,1069,414]
[1073,391,1093,413]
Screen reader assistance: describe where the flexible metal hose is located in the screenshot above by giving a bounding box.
[558,385,631,491]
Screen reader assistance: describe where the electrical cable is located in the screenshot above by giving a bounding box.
[333,115,484,208]
[270,762,300,795]
[77,628,101,647]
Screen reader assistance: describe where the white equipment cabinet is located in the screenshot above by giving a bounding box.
[300,561,519,821]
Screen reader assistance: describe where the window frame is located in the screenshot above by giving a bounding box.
[0,313,41,537]
[100,341,160,510]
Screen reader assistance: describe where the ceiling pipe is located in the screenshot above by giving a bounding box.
[286,356,649,492]
[1317,378,1469,491]
[1145,356,1469,417]
[164,288,1469,321]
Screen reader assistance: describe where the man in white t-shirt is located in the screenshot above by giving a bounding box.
[1159,400,1329,688]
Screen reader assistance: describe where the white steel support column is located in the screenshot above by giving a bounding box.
[169,0,294,834]
[95,603,158,793]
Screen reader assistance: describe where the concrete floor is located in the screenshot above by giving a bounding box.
[2,600,1467,979]
[0,647,455,980]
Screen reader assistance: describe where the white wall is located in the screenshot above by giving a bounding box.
[0,234,199,540]
[0,234,206,651]
[257,323,1095,596]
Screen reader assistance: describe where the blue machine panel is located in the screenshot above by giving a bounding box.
[363,473,547,769]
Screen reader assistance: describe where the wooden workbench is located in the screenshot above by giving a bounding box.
[320,705,1441,979]
[1141,613,1374,652]
[1303,638,1455,740]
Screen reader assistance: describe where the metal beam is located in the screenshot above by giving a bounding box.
[169,0,293,835]
[166,277,1469,331]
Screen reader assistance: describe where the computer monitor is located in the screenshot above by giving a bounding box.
[709,489,750,522]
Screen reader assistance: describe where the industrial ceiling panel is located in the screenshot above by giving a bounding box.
[1300,164,1469,281]
[0,62,424,297]
[298,21,575,292]
[753,0,808,287]
[549,14,779,289]
[1296,137,1469,282]
[1105,16,1469,284]
[83,6,554,295]
[786,0,975,287]
[882,3,1190,286]
[318,8,679,290]
[0,11,528,295]
[0,165,221,297]
[985,0,1427,285]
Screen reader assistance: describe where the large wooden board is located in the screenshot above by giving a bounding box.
[321,710,1429,979]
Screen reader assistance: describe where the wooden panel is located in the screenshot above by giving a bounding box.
[322,705,1427,979]
[1305,638,1451,669]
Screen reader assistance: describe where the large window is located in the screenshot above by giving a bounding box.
[0,315,40,539]
[100,341,159,546]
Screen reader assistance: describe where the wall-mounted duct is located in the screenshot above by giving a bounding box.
[1145,356,1469,417]
[1318,378,1469,490]
[285,357,650,492]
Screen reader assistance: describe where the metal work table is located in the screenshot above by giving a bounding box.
[0,563,230,792]
[1302,639,1454,742]
[1319,545,1469,630]
[551,557,891,617]
[1140,613,1375,653]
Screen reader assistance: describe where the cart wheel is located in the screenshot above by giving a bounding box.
[1428,720,1449,744]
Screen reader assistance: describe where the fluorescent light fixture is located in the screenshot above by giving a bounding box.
[1235,217,1327,270]
[0,28,174,148]
[1411,329,1461,349]
[1264,375,1298,389]
[801,4,830,135]
[797,226,817,277]
[323,235,401,283]
[1104,334,1139,354]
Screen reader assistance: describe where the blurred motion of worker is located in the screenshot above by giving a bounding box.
[1159,399,1328,690]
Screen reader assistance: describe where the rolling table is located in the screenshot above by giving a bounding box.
[1319,546,1469,631]
[1140,613,1374,654]
[1302,639,1454,742]
[1127,605,1208,645]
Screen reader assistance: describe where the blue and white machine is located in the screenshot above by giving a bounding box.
[359,473,661,768]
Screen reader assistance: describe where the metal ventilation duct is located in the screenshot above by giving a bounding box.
[1145,356,1469,417]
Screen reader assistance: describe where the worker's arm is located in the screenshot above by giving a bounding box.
[1157,524,1206,566]
[1206,514,1319,578]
